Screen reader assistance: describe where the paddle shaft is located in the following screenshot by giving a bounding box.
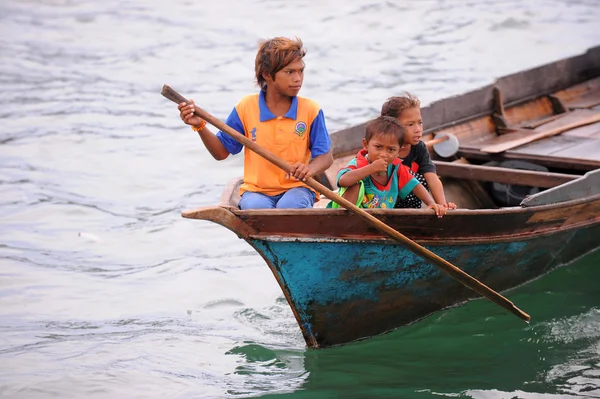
[161,84,531,323]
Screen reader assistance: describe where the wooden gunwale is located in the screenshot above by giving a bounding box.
[182,194,600,245]
[242,215,600,246]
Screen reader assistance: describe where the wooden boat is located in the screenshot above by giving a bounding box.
[182,45,600,349]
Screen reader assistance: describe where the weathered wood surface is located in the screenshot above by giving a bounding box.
[253,222,600,347]
[457,118,600,172]
[180,46,600,348]
[519,112,567,129]
[185,188,600,244]
[329,46,600,157]
[181,195,600,348]
[521,169,600,207]
[561,121,600,137]
[433,161,578,188]
[553,76,600,109]
[457,148,600,172]
[480,109,600,153]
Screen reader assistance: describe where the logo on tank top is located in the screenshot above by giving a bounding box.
[250,127,257,142]
[294,121,307,137]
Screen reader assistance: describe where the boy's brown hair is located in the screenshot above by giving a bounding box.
[255,37,306,90]
[380,92,421,118]
[365,116,406,145]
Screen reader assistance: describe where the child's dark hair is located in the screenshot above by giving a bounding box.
[255,37,306,91]
[365,116,406,145]
[381,92,421,118]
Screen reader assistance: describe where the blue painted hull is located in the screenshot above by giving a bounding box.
[250,223,600,348]
[178,45,600,348]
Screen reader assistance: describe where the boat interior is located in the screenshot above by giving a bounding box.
[217,48,600,212]
[317,73,600,210]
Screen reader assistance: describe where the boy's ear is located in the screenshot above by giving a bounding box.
[362,138,368,149]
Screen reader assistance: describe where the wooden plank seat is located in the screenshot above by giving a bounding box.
[479,109,600,153]
[458,110,600,171]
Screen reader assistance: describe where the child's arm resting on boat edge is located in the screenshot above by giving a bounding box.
[413,184,446,218]
[338,158,388,187]
[424,172,457,210]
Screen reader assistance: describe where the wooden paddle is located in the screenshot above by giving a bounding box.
[161,84,531,323]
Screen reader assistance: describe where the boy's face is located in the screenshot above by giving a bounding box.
[265,57,305,97]
[362,134,401,164]
[397,107,423,145]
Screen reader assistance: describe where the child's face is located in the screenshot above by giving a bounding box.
[362,134,401,163]
[397,107,423,146]
[266,57,305,97]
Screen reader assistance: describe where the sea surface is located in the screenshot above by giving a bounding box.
[1,0,599,398]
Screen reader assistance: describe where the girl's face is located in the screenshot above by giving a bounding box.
[397,107,423,146]
[362,134,401,164]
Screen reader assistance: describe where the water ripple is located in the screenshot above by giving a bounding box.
[1,0,599,397]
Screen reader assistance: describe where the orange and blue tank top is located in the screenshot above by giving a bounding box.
[216,91,331,196]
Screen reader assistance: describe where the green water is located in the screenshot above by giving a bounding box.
[259,250,600,398]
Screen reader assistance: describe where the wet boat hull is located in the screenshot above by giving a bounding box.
[249,212,600,348]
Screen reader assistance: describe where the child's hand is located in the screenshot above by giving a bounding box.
[444,202,457,210]
[178,100,205,128]
[370,158,388,175]
[428,203,447,218]
[288,162,313,181]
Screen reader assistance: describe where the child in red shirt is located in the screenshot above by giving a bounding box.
[381,93,457,210]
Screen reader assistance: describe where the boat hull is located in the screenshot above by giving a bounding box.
[250,222,600,348]
[180,46,600,348]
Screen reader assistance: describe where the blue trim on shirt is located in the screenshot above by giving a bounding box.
[216,107,244,155]
[335,159,358,187]
[217,92,330,158]
[398,178,420,199]
[258,90,298,121]
[309,109,331,158]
